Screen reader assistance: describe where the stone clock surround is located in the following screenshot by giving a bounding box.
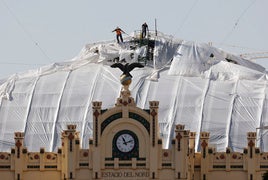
[102,118,148,161]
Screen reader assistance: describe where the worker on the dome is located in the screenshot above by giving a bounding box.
[141,22,148,39]
[112,26,125,43]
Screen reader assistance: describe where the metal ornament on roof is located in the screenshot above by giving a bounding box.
[110,62,144,88]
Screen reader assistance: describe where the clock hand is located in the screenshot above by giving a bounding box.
[126,140,133,144]
[122,137,127,145]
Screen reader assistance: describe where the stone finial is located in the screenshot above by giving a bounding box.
[14,132,24,138]
[189,132,196,138]
[189,132,196,149]
[200,132,210,139]
[175,124,185,131]
[184,130,190,136]
[247,132,256,139]
[149,101,159,108]
[67,125,77,131]
[92,101,102,109]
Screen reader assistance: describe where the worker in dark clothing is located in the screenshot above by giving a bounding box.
[112,27,125,43]
[141,22,148,38]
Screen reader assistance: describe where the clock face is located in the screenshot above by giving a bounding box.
[116,133,135,153]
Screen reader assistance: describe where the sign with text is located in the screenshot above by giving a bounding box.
[101,170,150,179]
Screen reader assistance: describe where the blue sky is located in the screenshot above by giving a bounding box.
[0,0,267,78]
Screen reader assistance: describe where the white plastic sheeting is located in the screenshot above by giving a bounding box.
[0,32,267,152]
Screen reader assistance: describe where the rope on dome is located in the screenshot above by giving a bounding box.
[1,0,52,62]
[220,0,257,44]
[172,0,199,37]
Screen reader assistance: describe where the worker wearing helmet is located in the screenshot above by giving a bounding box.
[112,27,125,43]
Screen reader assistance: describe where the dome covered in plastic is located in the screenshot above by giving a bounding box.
[0,32,267,152]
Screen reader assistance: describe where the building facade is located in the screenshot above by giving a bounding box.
[0,81,268,180]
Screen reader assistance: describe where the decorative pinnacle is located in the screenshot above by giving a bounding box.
[110,62,144,87]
